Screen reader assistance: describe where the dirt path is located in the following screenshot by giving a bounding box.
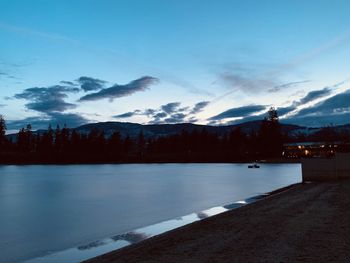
[85,182,350,263]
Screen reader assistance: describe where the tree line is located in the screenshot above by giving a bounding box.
[1,109,350,163]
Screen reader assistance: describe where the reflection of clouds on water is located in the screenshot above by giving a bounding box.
[78,240,106,250]
[223,203,245,210]
[27,190,280,262]
[244,195,266,203]
[196,212,209,220]
[112,232,149,244]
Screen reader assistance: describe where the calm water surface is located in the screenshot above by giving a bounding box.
[0,163,301,262]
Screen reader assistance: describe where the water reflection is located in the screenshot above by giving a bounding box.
[78,240,107,250]
[111,232,149,244]
[25,191,275,263]
[1,163,300,262]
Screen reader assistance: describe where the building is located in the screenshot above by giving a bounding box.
[283,142,338,158]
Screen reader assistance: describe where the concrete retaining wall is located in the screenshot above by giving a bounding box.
[302,153,350,181]
[336,153,350,179]
[301,158,336,181]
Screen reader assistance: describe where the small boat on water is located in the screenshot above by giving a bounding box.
[248,163,260,168]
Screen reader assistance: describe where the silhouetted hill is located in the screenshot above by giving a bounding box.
[10,120,350,141]
[75,121,304,139]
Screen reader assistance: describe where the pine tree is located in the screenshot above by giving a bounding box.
[259,107,283,157]
[0,115,7,148]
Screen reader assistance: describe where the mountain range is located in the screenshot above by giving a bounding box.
[7,120,350,140]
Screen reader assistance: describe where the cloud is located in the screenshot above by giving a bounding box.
[280,88,350,126]
[276,105,297,116]
[294,89,350,116]
[268,80,310,93]
[0,21,78,44]
[0,104,6,107]
[226,113,266,125]
[79,76,159,101]
[7,112,88,131]
[214,29,350,102]
[60,80,77,86]
[161,102,181,114]
[154,112,167,118]
[213,70,309,104]
[277,81,346,117]
[77,76,107,92]
[275,31,350,74]
[114,111,138,118]
[274,87,333,117]
[298,87,332,105]
[48,112,88,128]
[284,112,350,127]
[111,100,210,124]
[218,72,275,93]
[14,85,79,113]
[144,109,156,116]
[164,113,187,123]
[190,101,210,114]
[0,71,18,80]
[209,105,266,120]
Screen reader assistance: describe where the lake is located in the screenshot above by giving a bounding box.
[0,163,301,262]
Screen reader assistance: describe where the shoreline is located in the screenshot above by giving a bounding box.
[86,181,350,263]
[23,182,300,263]
[0,158,301,165]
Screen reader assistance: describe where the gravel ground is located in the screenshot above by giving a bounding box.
[85,182,350,263]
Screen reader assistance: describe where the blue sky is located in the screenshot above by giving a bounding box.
[1,0,350,131]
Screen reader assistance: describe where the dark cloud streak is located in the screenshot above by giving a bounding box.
[79,76,159,101]
[209,105,266,120]
[161,102,181,114]
[14,85,79,113]
[77,76,106,92]
[190,101,210,114]
[268,80,310,93]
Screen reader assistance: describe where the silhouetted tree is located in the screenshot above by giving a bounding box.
[17,124,34,152]
[0,115,7,149]
[54,125,62,153]
[259,107,283,157]
[123,135,132,155]
[137,130,145,156]
[61,124,70,153]
[37,124,54,154]
[108,131,122,158]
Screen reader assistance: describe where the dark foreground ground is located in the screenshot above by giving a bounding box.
[86,182,350,263]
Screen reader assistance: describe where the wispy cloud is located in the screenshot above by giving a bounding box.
[294,89,350,117]
[14,85,79,113]
[0,71,19,81]
[161,102,181,114]
[114,111,140,118]
[268,80,311,93]
[79,76,159,102]
[76,76,107,92]
[272,31,350,75]
[218,72,275,93]
[213,30,350,103]
[113,100,211,124]
[190,101,210,114]
[0,21,78,44]
[209,105,266,121]
[7,112,88,131]
[297,87,332,105]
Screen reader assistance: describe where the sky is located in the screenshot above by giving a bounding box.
[1,0,350,132]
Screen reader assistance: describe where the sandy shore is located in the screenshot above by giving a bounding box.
[86,182,350,263]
